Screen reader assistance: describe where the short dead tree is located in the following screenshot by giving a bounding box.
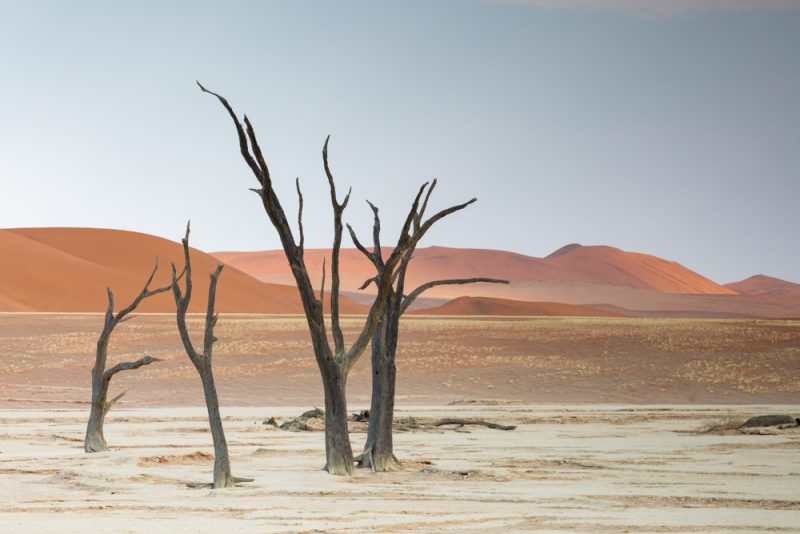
[349,180,508,471]
[85,263,174,453]
[200,82,439,475]
[171,223,251,488]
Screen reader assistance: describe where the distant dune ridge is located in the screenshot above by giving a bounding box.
[409,296,626,317]
[0,228,366,313]
[215,243,800,318]
[542,244,734,294]
[1,227,798,317]
[214,243,734,295]
[725,274,800,296]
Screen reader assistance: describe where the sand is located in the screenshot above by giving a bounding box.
[1,314,799,531]
[1,314,799,408]
[0,405,798,532]
[0,228,367,314]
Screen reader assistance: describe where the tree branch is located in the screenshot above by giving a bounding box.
[323,136,347,356]
[400,278,509,315]
[366,200,384,267]
[113,259,181,326]
[358,276,377,291]
[104,390,126,415]
[172,222,201,364]
[411,197,477,251]
[199,82,302,269]
[103,355,161,381]
[295,177,305,254]
[346,223,378,267]
[319,257,326,313]
[391,182,428,254]
[196,81,263,184]
[244,115,272,189]
[104,288,115,330]
[414,178,437,232]
[339,183,430,372]
[204,265,224,358]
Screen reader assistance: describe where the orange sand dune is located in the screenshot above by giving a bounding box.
[409,295,627,317]
[542,244,734,294]
[725,274,800,296]
[212,244,800,318]
[215,244,734,297]
[0,228,367,313]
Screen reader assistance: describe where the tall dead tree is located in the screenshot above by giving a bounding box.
[85,263,173,453]
[199,82,452,475]
[349,179,508,471]
[171,223,249,488]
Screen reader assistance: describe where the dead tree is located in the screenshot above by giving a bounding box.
[85,263,174,453]
[199,82,457,475]
[171,223,250,488]
[349,180,508,471]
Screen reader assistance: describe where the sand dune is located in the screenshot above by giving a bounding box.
[213,245,800,318]
[4,228,796,317]
[215,243,734,296]
[543,243,734,294]
[0,228,366,313]
[726,274,800,296]
[409,296,626,317]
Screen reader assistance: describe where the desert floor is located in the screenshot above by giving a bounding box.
[1,315,799,532]
[0,405,798,533]
[1,314,799,407]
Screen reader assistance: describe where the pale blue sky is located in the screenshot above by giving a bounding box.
[1,0,798,283]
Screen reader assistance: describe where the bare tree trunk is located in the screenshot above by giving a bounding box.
[85,265,169,453]
[86,333,112,452]
[320,364,354,475]
[85,379,111,452]
[360,278,507,470]
[172,223,249,488]
[361,316,400,471]
[198,362,233,487]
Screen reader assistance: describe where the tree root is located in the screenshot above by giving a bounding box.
[355,447,402,472]
[354,448,376,473]
[83,439,109,453]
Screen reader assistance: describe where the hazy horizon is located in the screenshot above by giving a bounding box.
[1,1,798,283]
